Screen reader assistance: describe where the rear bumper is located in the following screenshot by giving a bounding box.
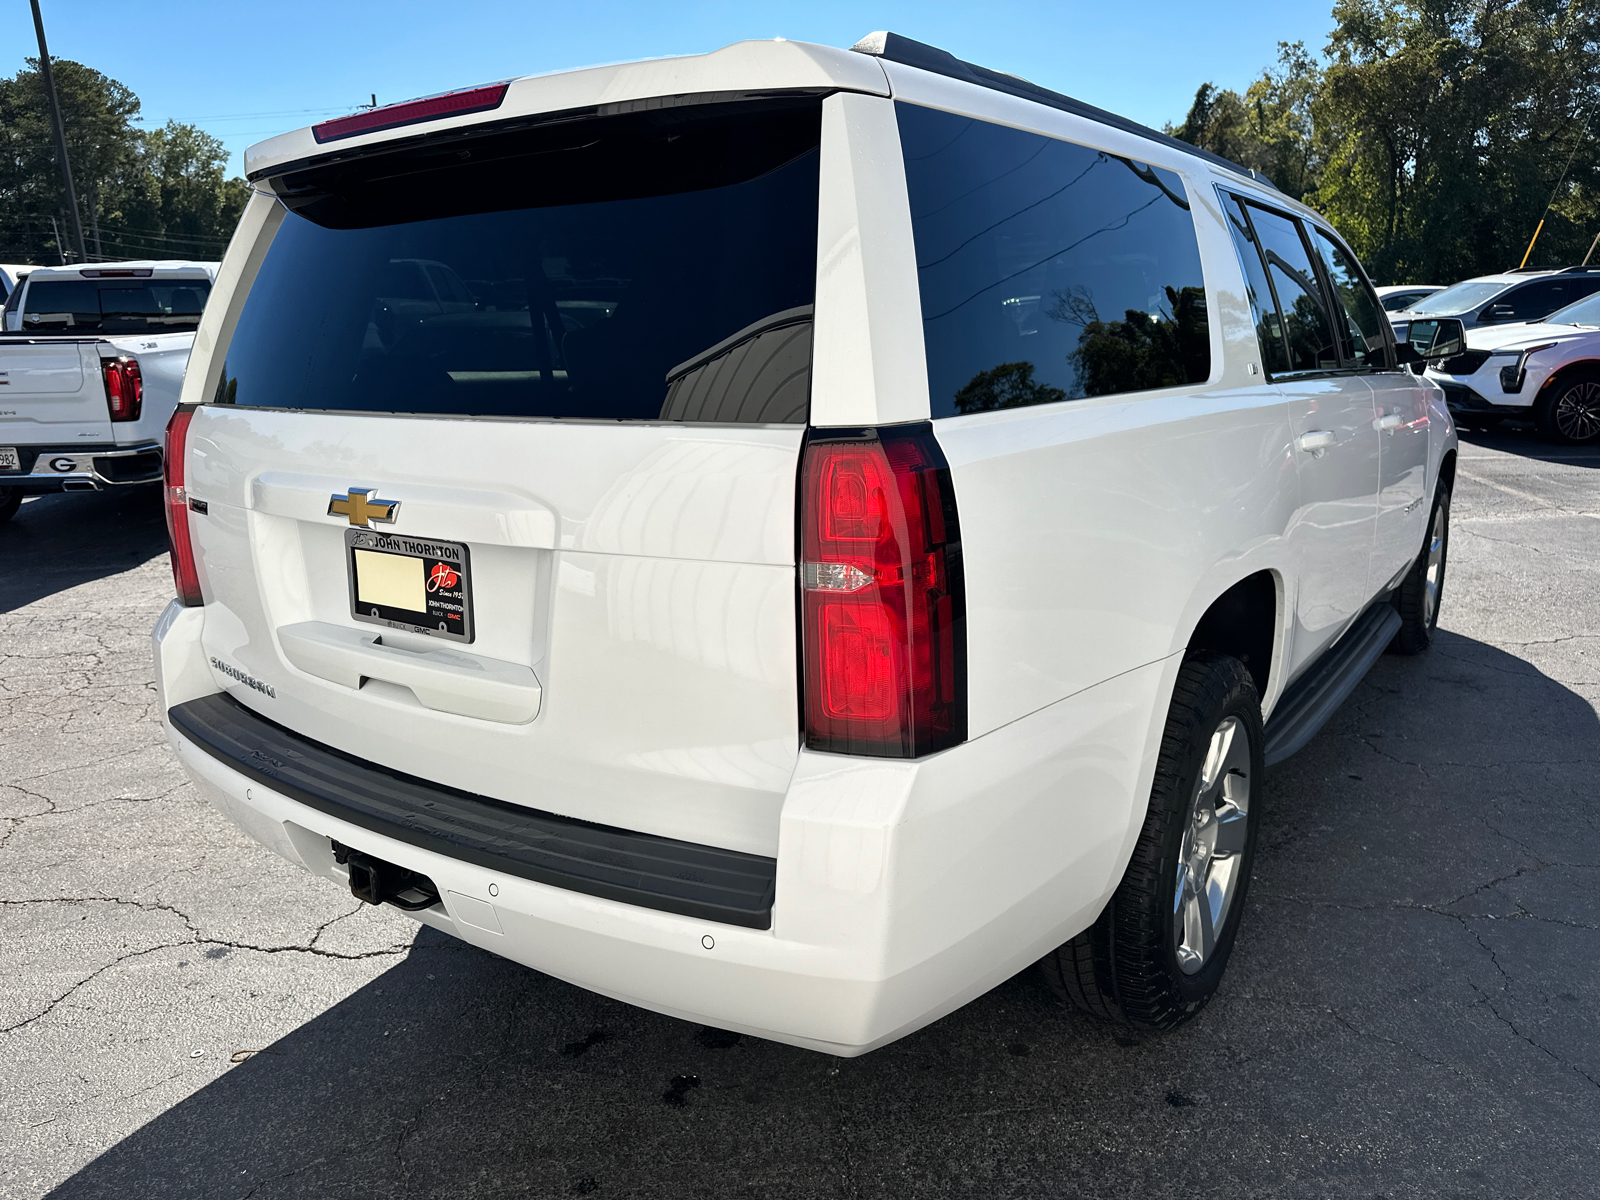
[154,600,1172,1055]
[0,442,163,492]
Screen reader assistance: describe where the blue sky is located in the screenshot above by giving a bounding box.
[7,1,1339,176]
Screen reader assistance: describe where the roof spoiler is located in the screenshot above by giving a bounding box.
[850,31,1280,192]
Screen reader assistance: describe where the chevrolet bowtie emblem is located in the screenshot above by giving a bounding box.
[328,487,400,527]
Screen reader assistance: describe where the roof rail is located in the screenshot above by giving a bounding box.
[1506,265,1600,275]
[850,31,1279,192]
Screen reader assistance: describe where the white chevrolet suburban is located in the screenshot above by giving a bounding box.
[0,261,216,520]
[152,34,1460,1054]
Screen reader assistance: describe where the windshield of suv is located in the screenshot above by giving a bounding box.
[1406,280,1507,316]
[1543,292,1600,328]
[216,98,822,424]
[22,278,211,333]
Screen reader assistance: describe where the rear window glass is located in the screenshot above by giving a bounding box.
[22,278,211,333]
[897,103,1210,417]
[215,98,822,424]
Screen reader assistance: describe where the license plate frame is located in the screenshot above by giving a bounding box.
[345,529,474,643]
[0,447,19,472]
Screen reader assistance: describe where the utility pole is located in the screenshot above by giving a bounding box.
[29,0,89,265]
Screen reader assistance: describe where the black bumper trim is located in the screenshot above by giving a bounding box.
[168,693,777,929]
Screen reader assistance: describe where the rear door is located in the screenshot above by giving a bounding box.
[1308,225,1431,586]
[184,97,823,858]
[1222,195,1379,675]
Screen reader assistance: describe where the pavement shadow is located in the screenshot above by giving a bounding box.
[40,631,1600,1199]
[0,487,170,613]
[1456,422,1600,465]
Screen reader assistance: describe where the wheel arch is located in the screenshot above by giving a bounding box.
[1181,569,1283,709]
[1537,358,1600,403]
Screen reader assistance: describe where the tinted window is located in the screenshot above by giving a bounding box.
[1222,197,1290,375]
[1496,278,1600,320]
[1409,280,1508,316]
[1310,227,1391,369]
[1380,289,1432,312]
[22,278,211,333]
[1545,292,1600,327]
[1241,203,1337,374]
[897,104,1209,417]
[216,99,821,423]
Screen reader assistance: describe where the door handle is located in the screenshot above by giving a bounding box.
[1377,413,1405,431]
[1297,430,1336,457]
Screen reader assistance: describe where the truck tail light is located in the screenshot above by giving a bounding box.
[164,408,203,606]
[103,357,142,422]
[800,425,966,758]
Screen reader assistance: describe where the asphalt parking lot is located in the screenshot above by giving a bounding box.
[2,426,1597,1200]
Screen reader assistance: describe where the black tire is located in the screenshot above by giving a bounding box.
[1041,653,1264,1029]
[0,487,20,524]
[1535,372,1600,445]
[1388,484,1449,655]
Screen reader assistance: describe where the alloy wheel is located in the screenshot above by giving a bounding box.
[1554,380,1600,442]
[1173,715,1252,975]
[1423,502,1446,626]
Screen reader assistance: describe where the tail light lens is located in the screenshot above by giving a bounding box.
[163,408,203,606]
[800,425,966,758]
[103,357,142,422]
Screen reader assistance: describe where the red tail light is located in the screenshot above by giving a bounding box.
[800,425,966,758]
[313,83,510,143]
[103,357,142,422]
[163,408,203,606]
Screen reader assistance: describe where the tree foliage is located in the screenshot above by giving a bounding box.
[1172,1,1600,284]
[0,58,246,265]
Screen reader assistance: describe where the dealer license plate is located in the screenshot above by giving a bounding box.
[346,530,474,643]
[0,447,19,472]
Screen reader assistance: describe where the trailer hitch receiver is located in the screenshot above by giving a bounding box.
[331,840,441,911]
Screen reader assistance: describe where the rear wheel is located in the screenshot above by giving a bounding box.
[1535,373,1600,445]
[1041,654,1263,1028]
[0,487,20,524]
[1389,484,1449,655]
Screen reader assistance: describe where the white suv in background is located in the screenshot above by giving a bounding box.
[153,33,1459,1055]
[1416,291,1600,443]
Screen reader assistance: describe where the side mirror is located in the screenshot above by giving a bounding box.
[1481,303,1516,321]
[1404,318,1465,366]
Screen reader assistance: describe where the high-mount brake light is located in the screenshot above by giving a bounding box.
[102,357,142,422]
[163,409,203,606]
[312,84,510,143]
[79,268,152,278]
[800,425,966,758]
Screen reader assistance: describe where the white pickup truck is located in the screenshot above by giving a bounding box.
[0,261,216,521]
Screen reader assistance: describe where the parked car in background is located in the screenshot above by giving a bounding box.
[1375,283,1441,313]
[153,32,1460,1055]
[1418,290,1600,443]
[0,261,216,521]
[1392,266,1600,341]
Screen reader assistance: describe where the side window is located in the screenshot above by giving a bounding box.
[1221,196,1290,375]
[1242,203,1338,374]
[1500,278,1600,320]
[897,103,1210,416]
[1309,227,1392,370]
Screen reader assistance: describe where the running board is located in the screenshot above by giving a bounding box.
[1263,603,1401,767]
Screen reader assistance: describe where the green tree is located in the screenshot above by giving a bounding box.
[1312,0,1599,282]
[1169,44,1323,201]
[0,58,245,265]
[0,57,142,262]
